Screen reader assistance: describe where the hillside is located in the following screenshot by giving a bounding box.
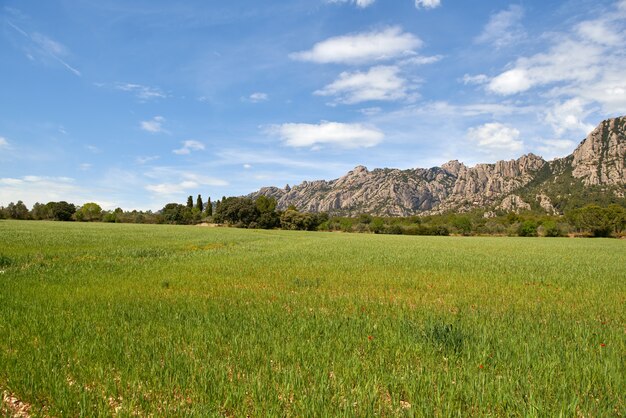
[250,116,626,216]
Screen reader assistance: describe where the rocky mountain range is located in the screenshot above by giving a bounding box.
[249,116,626,216]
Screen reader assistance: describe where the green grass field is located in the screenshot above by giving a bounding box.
[0,220,624,417]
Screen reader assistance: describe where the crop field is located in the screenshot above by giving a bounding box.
[0,220,624,417]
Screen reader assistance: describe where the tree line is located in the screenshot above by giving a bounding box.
[1,196,624,238]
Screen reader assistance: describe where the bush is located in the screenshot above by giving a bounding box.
[518,220,538,237]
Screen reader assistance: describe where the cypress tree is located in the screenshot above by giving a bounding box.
[206,197,213,217]
[186,195,193,209]
[196,194,203,211]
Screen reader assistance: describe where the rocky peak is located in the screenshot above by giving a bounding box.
[572,116,626,186]
[442,160,466,176]
[249,116,625,216]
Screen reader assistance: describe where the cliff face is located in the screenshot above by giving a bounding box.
[250,116,626,216]
[571,116,626,186]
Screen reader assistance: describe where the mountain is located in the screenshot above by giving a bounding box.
[249,116,626,216]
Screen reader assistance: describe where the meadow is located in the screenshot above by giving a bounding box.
[0,220,624,417]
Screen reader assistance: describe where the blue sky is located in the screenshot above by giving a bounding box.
[1,0,625,210]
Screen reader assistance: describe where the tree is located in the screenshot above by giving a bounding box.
[76,202,102,222]
[49,201,76,221]
[186,195,194,209]
[452,215,472,236]
[518,220,538,237]
[567,205,613,237]
[7,201,30,220]
[161,203,193,225]
[205,197,213,217]
[213,197,259,227]
[255,195,277,214]
[31,202,51,220]
[196,194,203,212]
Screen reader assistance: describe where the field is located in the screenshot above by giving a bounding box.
[0,220,624,417]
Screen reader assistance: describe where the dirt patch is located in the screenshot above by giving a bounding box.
[195,223,220,227]
[1,391,31,418]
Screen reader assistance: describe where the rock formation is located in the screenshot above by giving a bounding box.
[249,116,626,216]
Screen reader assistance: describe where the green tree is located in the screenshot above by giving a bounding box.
[7,201,30,220]
[161,203,193,225]
[31,202,51,220]
[77,202,103,222]
[186,196,194,209]
[205,197,213,217]
[517,220,538,237]
[452,215,473,236]
[196,194,203,211]
[49,201,76,221]
[213,197,259,227]
[255,195,277,214]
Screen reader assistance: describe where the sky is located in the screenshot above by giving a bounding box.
[1,0,625,211]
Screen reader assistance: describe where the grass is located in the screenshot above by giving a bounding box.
[0,220,624,416]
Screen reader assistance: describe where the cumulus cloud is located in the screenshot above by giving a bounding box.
[467,123,523,153]
[487,2,626,115]
[327,0,376,8]
[544,98,595,137]
[0,137,9,150]
[290,26,422,65]
[415,0,441,9]
[269,121,384,149]
[249,92,269,103]
[475,5,526,48]
[173,140,205,155]
[315,66,413,104]
[140,116,166,133]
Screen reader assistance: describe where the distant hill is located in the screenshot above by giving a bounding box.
[250,116,626,216]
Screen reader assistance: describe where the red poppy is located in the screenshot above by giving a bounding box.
[368,335,374,341]
[600,343,606,347]
[478,364,484,369]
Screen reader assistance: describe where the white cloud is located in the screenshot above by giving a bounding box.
[7,21,81,76]
[0,137,9,150]
[315,66,413,104]
[415,0,441,9]
[399,55,443,66]
[249,92,269,103]
[140,116,166,133]
[467,123,523,153]
[79,163,92,171]
[269,121,384,149]
[462,74,489,85]
[475,5,525,48]
[544,98,594,137]
[535,139,577,160]
[173,140,205,155]
[487,2,626,112]
[243,164,252,169]
[136,155,160,164]
[145,172,228,196]
[488,68,533,95]
[113,83,167,100]
[328,0,376,8]
[0,176,113,209]
[290,26,422,65]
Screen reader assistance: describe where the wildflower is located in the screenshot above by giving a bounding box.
[368,335,374,341]
[600,343,606,347]
[478,364,484,369]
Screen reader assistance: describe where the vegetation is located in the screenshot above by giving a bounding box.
[1,196,624,238]
[0,221,623,416]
